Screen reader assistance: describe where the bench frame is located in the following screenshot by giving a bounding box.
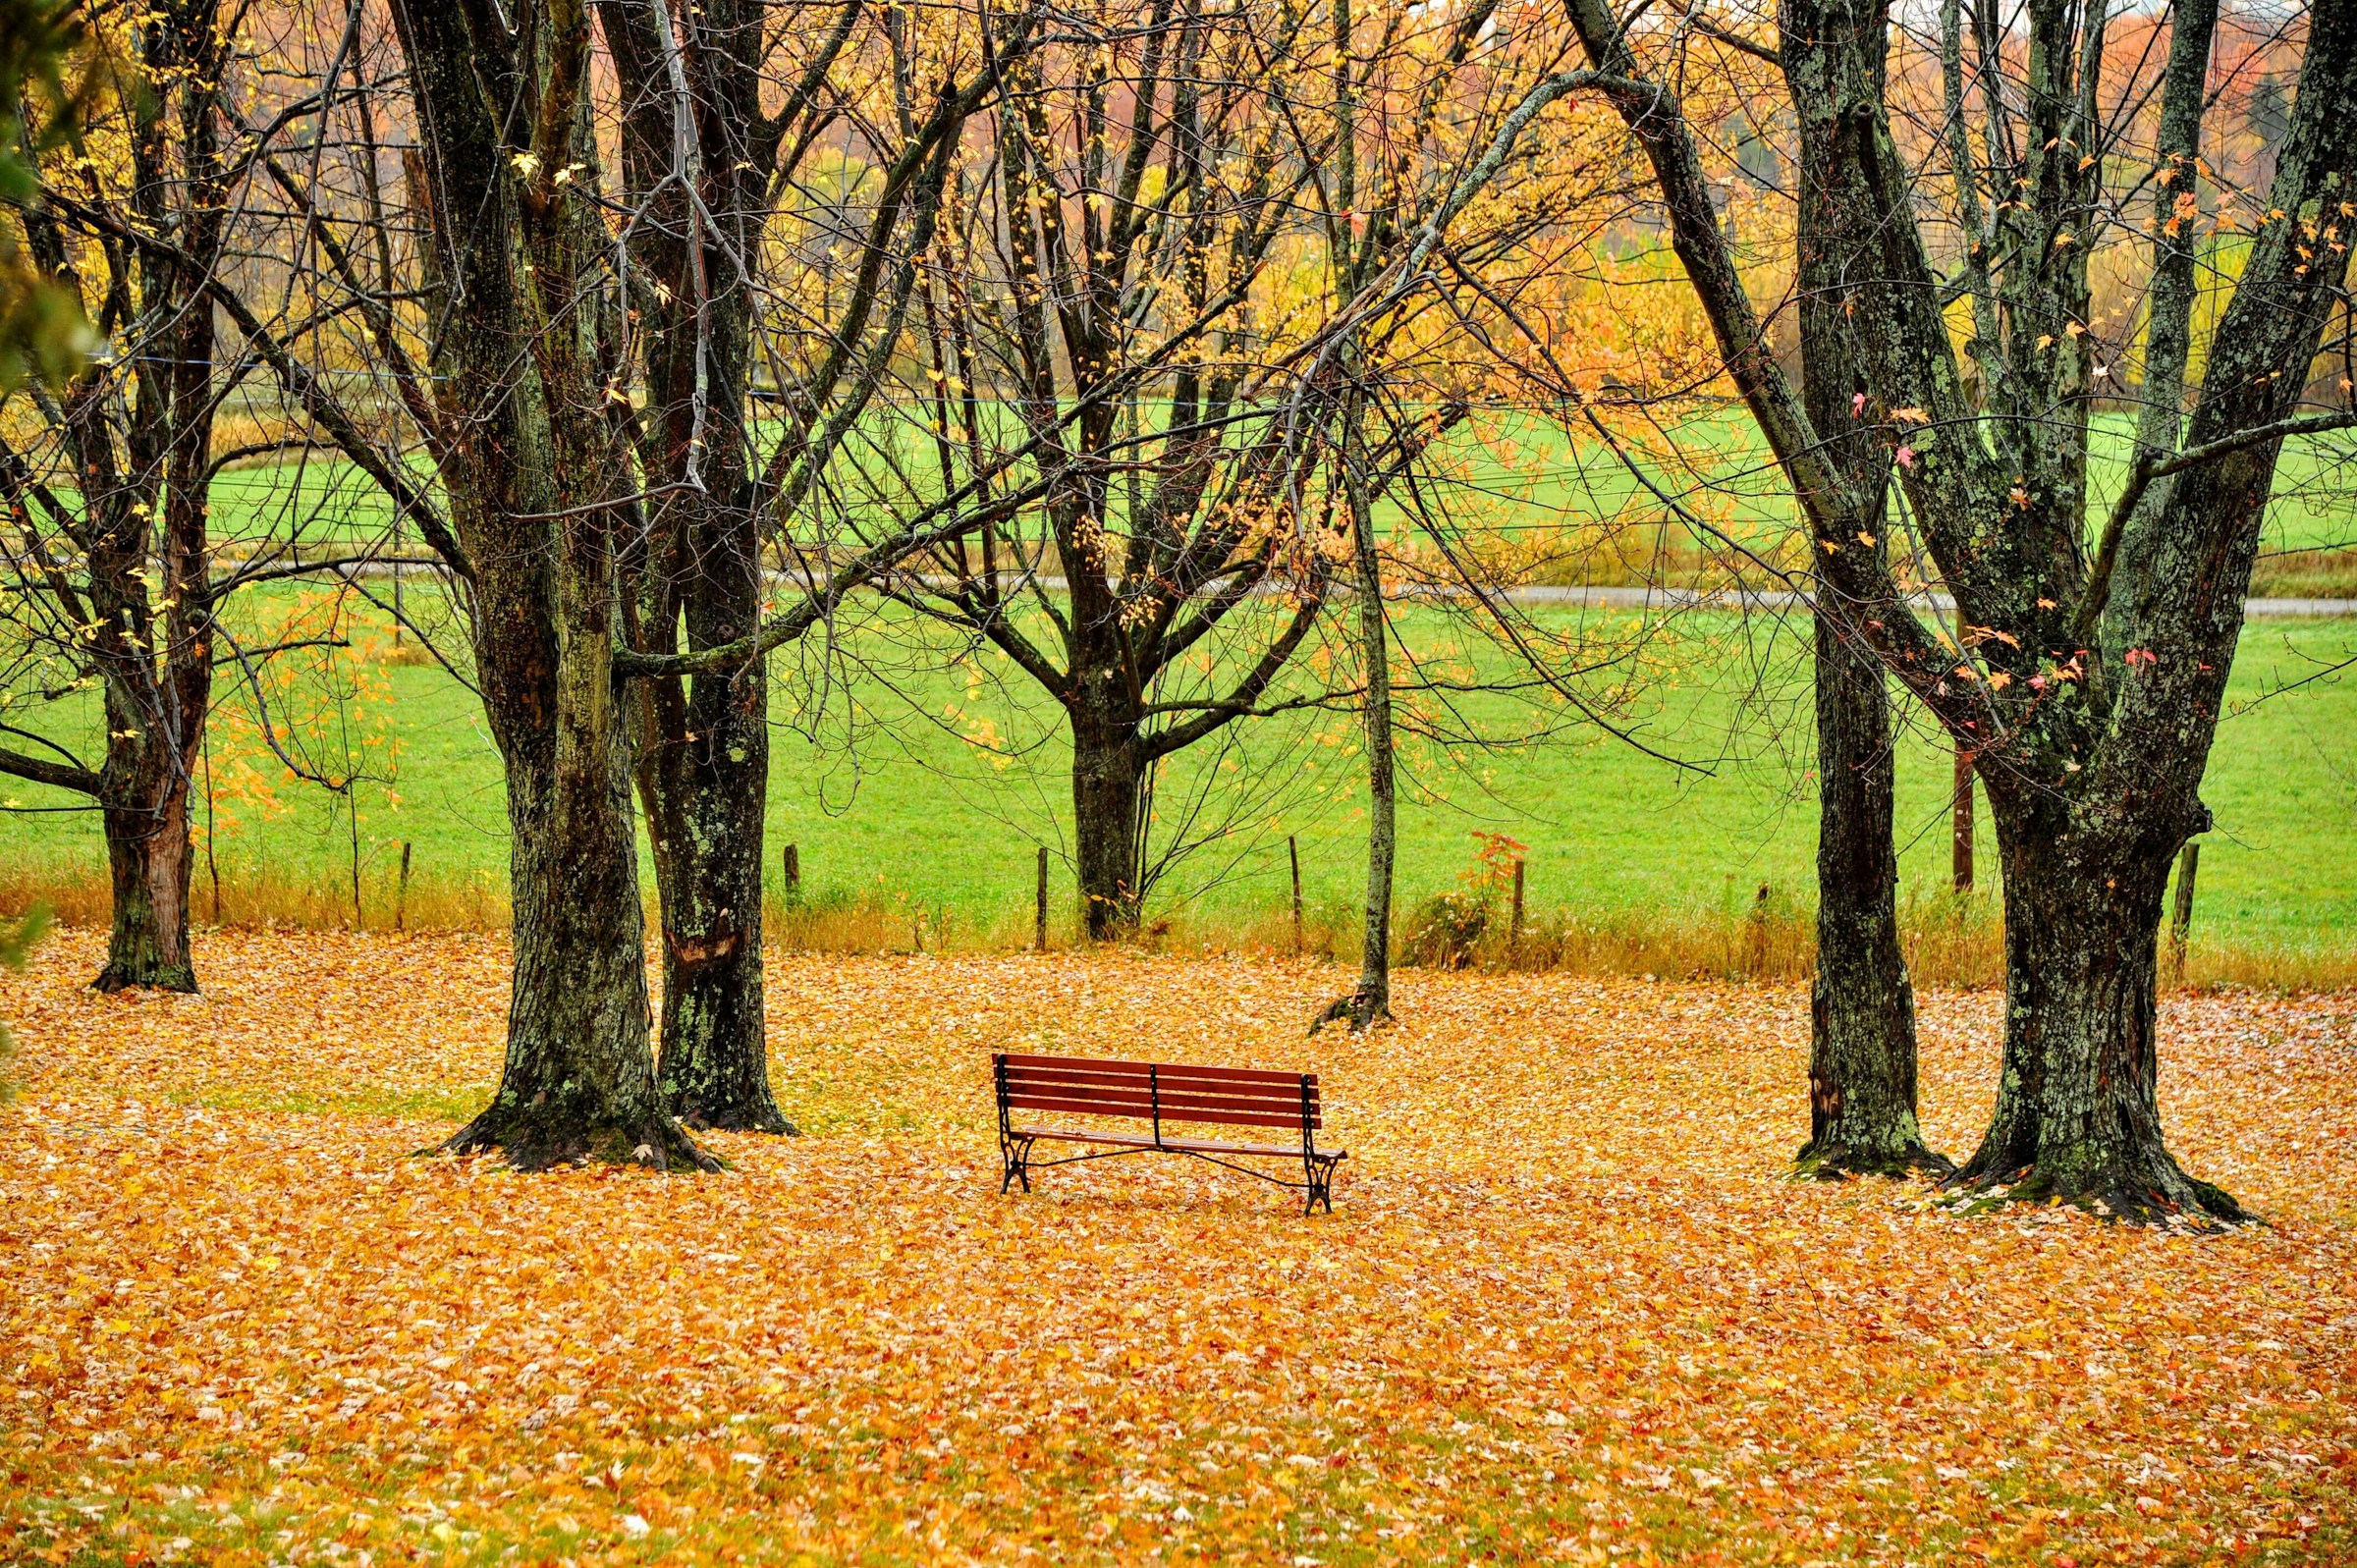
[992,1051,1344,1214]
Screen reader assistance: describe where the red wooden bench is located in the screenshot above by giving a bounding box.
[992,1051,1345,1214]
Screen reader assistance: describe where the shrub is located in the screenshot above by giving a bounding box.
[1402,888,1492,969]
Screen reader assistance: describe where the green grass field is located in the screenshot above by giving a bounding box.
[1489,406,2357,555]
[4,586,2351,957]
[195,405,2357,568]
[6,411,2354,958]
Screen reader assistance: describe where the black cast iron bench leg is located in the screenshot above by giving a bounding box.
[1000,1131,1037,1194]
[1303,1153,1344,1216]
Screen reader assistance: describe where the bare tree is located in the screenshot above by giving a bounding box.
[0,0,272,992]
[1562,0,2357,1219]
[598,0,989,1131]
[336,0,1046,1167]
[859,0,1346,940]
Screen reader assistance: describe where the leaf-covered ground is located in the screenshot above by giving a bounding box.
[3,931,2353,1566]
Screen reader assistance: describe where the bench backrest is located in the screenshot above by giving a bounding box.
[993,1052,1320,1134]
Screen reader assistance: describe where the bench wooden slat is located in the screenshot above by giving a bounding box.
[1002,1081,1320,1113]
[1152,1089,1320,1117]
[1002,1067,1316,1107]
[1003,1084,1315,1118]
[1014,1125,1307,1161]
[1002,1057,1315,1086]
[1001,1091,1319,1131]
[999,1075,1329,1112]
[998,1052,1310,1089]
[1002,1083,1320,1114]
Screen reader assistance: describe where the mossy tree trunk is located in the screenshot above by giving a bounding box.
[1785,4,1939,1177]
[603,0,790,1133]
[1955,790,2239,1219]
[1801,604,1935,1174]
[1566,0,1935,1176]
[630,518,787,1133]
[1569,0,2357,1220]
[392,0,715,1171]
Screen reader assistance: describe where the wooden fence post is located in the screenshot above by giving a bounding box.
[1035,846,1050,951]
[397,841,412,933]
[1509,856,1525,953]
[1288,836,1303,955]
[1746,882,1773,974]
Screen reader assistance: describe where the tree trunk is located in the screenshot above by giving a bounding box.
[1954,798,2243,1223]
[636,548,792,1135]
[599,0,790,1136]
[450,767,698,1169]
[1798,610,1941,1175]
[392,0,715,1173]
[1351,539,1396,1024]
[1070,697,1146,940]
[93,758,196,994]
[1562,0,1935,1167]
[1780,0,1937,1179]
[1313,441,1393,1035]
[444,519,712,1172]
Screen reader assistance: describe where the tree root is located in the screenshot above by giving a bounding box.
[431,1107,725,1172]
[1793,1138,1954,1182]
[1936,1161,2252,1229]
[1308,988,1390,1035]
[92,962,198,996]
[678,1105,800,1136]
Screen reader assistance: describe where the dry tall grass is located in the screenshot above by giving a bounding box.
[3,863,2346,991]
[0,863,508,936]
[1515,526,2354,599]
[2249,547,2357,599]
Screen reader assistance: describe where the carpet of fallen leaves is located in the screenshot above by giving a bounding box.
[2,930,2354,1568]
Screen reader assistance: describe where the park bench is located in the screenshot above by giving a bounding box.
[991,1051,1345,1214]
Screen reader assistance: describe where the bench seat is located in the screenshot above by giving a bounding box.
[1012,1124,1308,1161]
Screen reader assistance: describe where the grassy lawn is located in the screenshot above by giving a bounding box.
[198,406,2357,561]
[3,588,2352,962]
[1,930,2351,1565]
[6,413,2353,962]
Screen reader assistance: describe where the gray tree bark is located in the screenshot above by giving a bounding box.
[391,0,714,1170]
[1784,0,1941,1176]
[1785,0,2357,1219]
[603,0,793,1134]
[1564,0,1938,1176]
